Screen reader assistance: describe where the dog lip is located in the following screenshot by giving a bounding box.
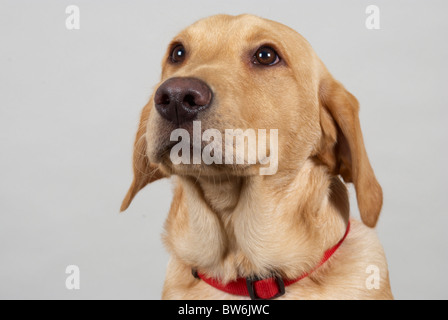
[157,140,178,156]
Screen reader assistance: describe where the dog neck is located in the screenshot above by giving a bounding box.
[164,160,350,283]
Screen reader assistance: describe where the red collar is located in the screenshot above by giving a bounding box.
[194,221,350,300]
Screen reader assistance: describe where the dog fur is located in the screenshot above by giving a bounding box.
[121,14,393,300]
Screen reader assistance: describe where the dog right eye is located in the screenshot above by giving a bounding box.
[170,45,186,63]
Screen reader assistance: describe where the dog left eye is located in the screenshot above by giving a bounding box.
[253,46,280,66]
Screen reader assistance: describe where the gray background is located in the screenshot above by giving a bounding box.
[0,0,447,300]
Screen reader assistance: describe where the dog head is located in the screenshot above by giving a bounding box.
[121,14,382,227]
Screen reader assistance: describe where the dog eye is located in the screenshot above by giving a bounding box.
[253,46,280,66]
[170,44,186,63]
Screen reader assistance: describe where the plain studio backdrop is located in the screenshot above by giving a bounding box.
[0,0,447,300]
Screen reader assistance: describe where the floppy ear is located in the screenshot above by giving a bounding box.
[317,75,382,227]
[120,101,166,212]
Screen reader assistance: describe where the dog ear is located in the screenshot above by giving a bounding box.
[316,75,382,227]
[121,101,166,212]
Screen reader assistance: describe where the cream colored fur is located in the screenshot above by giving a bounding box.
[121,14,393,300]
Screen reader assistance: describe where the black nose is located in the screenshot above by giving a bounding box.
[154,77,213,125]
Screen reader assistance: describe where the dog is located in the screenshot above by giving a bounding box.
[121,14,393,300]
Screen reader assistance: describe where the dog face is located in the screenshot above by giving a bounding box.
[122,14,382,228]
[146,14,321,177]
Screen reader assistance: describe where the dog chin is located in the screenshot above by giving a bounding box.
[157,156,256,178]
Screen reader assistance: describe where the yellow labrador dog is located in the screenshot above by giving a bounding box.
[121,14,393,300]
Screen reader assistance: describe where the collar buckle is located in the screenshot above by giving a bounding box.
[246,276,286,300]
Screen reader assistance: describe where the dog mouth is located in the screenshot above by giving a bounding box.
[152,136,250,177]
[156,140,248,169]
[153,137,276,179]
[149,117,279,177]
